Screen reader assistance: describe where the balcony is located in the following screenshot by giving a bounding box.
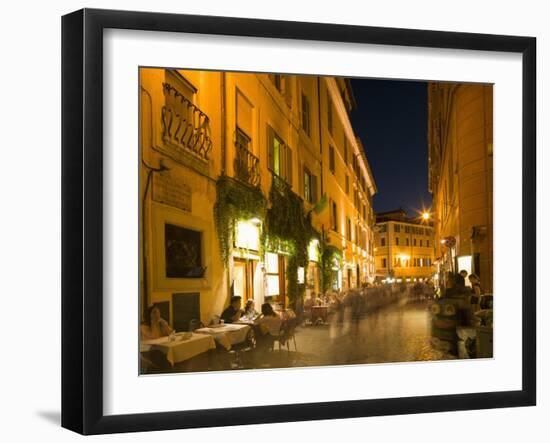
[160,82,212,161]
[234,139,261,187]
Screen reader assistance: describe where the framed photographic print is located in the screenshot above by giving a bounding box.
[61,8,536,435]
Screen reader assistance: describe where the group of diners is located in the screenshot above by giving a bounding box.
[221,296,294,349]
[140,296,297,373]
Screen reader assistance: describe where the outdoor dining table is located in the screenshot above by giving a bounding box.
[195,323,251,350]
[234,317,258,326]
[140,332,216,366]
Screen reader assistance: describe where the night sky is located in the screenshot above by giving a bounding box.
[349,79,431,217]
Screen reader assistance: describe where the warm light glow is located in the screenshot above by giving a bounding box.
[235,220,260,251]
[308,239,319,262]
[265,252,279,273]
[399,254,410,261]
[266,275,279,296]
[297,267,305,284]
[422,212,430,221]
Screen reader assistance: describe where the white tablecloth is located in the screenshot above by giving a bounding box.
[195,324,251,350]
[141,333,216,366]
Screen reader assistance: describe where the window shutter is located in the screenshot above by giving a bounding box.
[267,126,274,171]
[311,174,318,203]
[286,146,293,186]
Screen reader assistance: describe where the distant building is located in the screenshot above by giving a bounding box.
[428,83,493,292]
[374,209,435,282]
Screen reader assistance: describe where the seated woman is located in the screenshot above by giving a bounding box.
[256,303,283,349]
[140,304,173,372]
[242,299,258,320]
[140,304,173,340]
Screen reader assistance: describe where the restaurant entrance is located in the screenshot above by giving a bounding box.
[233,258,256,302]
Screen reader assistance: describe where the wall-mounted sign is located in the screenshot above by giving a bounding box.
[152,172,191,212]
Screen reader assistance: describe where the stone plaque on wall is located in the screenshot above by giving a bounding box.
[152,172,191,212]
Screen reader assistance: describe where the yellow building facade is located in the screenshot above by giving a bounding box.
[428,83,493,292]
[139,68,376,328]
[374,209,435,282]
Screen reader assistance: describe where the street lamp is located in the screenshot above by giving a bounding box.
[421,211,430,221]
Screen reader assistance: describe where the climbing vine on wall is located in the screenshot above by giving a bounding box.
[266,176,317,307]
[321,242,343,293]
[213,175,267,264]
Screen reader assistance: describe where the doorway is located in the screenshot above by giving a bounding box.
[233,258,256,302]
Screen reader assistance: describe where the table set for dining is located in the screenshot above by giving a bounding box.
[140,324,252,369]
[195,323,251,350]
[140,332,216,367]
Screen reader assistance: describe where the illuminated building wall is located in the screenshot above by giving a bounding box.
[428,83,493,292]
[139,68,377,325]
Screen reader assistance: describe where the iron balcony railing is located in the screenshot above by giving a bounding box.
[234,139,261,187]
[161,82,212,161]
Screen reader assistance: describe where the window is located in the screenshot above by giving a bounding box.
[236,127,251,151]
[265,252,280,297]
[382,258,387,268]
[327,94,333,134]
[329,145,335,174]
[406,238,410,246]
[379,224,387,233]
[394,224,401,233]
[405,225,411,234]
[303,167,317,204]
[347,218,352,241]
[395,237,400,246]
[413,238,417,246]
[420,239,423,247]
[427,240,430,248]
[166,70,196,102]
[380,237,386,247]
[331,201,338,231]
[236,90,253,146]
[165,224,203,278]
[268,126,292,185]
[271,74,284,93]
[394,257,401,267]
[344,138,348,165]
[301,93,310,135]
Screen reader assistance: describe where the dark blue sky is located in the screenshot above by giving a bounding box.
[349,79,431,216]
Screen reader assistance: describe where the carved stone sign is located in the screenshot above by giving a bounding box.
[152,172,192,212]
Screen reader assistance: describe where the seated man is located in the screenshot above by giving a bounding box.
[220,296,243,324]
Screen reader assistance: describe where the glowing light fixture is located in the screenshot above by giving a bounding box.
[297,267,305,284]
[235,220,260,251]
[308,239,319,262]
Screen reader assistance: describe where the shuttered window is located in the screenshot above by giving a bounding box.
[236,90,253,141]
[267,125,293,186]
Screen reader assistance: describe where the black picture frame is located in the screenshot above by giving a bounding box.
[62,8,536,435]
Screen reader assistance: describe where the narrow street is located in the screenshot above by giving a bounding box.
[260,301,454,370]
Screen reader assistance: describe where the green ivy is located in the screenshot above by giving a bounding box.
[213,175,267,264]
[266,176,317,307]
[321,242,343,293]
[213,174,319,308]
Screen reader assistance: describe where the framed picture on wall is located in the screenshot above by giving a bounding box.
[62,8,536,435]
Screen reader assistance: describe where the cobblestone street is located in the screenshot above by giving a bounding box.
[261,300,454,369]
